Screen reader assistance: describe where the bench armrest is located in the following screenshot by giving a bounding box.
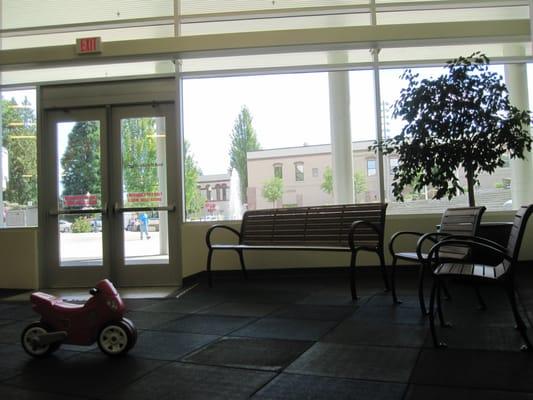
[388,231,425,257]
[206,224,242,248]
[348,220,383,251]
[427,236,511,266]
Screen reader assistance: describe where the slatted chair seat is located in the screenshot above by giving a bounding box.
[428,204,533,351]
[388,206,486,314]
[206,203,389,300]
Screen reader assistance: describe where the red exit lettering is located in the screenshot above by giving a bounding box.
[76,37,101,55]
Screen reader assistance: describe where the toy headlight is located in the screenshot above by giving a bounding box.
[106,299,119,311]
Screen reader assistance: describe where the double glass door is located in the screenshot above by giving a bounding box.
[42,103,180,287]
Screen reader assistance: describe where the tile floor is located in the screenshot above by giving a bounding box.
[1,270,533,399]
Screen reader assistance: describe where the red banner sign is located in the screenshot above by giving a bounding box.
[63,194,98,207]
[127,192,162,203]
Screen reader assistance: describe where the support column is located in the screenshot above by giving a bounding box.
[504,46,533,208]
[328,70,354,204]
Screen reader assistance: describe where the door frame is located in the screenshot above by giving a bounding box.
[38,78,182,288]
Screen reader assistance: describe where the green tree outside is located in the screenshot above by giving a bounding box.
[184,140,204,218]
[321,166,367,202]
[61,121,101,201]
[229,105,261,203]
[1,97,37,206]
[262,177,284,207]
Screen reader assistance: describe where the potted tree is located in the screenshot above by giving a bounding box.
[372,52,532,207]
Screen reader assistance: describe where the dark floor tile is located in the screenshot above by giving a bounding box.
[286,342,419,383]
[105,362,275,400]
[405,384,533,400]
[323,319,428,347]
[197,302,283,317]
[123,299,163,311]
[0,303,39,321]
[156,314,255,335]
[269,304,356,321]
[4,352,165,398]
[128,330,218,361]
[231,317,338,341]
[425,324,527,351]
[0,384,86,400]
[348,305,427,326]
[367,293,420,308]
[411,348,533,392]
[125,310,185,330]
[297,291,359,306]
[0,320,34,345]
[183,337,313,371]
[140,298,218,313]
[252,373,407,400]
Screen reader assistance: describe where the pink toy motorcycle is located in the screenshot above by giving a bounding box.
[21,279,137,357]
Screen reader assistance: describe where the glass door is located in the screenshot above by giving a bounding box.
[42,103,180,287]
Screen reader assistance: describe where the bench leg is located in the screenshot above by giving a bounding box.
[206,248,214,288]
[391,256,402,304]
[378,250,390,292]
[237,249,248,281]
[350,250,358,301]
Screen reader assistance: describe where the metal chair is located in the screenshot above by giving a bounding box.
[389,206,486,314]
[428,204,533,351]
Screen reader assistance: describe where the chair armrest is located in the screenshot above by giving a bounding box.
[427,237,511,266]
[205,224,242,248]
[388,231,424,257]
[437,234,507,254]
[415,232,453,261]
[348,220,383,251]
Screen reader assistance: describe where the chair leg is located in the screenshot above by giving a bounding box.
[504,282,533,351]
[391,256,402,304]
[441,280,453,301]
[378,250,390,292]
[417,262,428,315]
[436,279,451,327]
[237,250,248,281]
[350,250,358,301]
[474,285,487,311]
[206,248,214,288]
[429,278,446,348]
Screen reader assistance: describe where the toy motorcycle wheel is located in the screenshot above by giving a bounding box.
[121,317,138,350]
[97,320,134,356]
[21,322,60,358]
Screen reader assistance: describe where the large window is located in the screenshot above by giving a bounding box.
[0,89,38,228]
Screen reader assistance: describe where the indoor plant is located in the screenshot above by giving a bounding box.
[372,52,532,206]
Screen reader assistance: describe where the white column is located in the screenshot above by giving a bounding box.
[504,46,533,208]
[328,70,355,204]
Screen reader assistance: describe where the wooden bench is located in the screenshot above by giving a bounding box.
[205,203,389,300]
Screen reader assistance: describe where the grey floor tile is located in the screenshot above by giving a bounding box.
[253,373,407,400]
[104,362,276,400]
[183,337,313,371]
[197,302,283,317]
[348,304,427,326]
[322,319,428,347]
[405,384,533,400]
[128,330,218,361]
[231,317,338,341]
[157,314,255,335]
[125,310,185,330]
[0,384,86,400]
[411,348,533,392]
[286,342,420,383]
[140,298,219,313]
[0,320,35,345]
[269,304,356,321]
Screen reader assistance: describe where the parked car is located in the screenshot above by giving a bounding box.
[59,220,72,233]
[91,218,102,232]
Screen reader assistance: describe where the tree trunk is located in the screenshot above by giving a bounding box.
[466,170,476,207]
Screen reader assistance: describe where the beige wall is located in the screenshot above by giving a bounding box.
[2,210,531,289]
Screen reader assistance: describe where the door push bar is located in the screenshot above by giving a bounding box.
[112,203,176,213]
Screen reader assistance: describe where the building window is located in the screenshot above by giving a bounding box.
[367,159,376,176]
[222,184,227,201]
[215,184,221,201]
[295,162,304,181]
[312,167,319,178]
[389,158,399,174]
[273,163,283,179]
[206,185,212,201]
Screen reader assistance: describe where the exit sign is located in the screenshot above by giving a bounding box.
[76,37,102,55]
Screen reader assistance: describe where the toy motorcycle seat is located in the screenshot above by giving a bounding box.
[31,292,84,311]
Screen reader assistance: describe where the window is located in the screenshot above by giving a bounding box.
[295,162,304,182]
[312,168,319,178]
[273,163,283,179]
[389,158,399,174]
[205,185,212,201]
[222,184,227,201]
[1,89,38,228]
[367,159,376,176]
